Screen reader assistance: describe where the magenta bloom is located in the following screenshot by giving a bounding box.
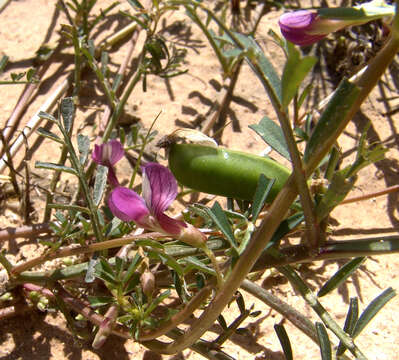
[108,163,206,247]
[279,9,367,46]
[92,139,124,186]
[109,163,186,235]
[279,10,326,46]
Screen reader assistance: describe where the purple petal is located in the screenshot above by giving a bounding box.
[107,139,124,165]
[156,212,186,236]
[279,10,326,46]
[108,187,149,222]
[92,144,103,164]
[107,166,120,187]
[92,140,124,166]
[142,163,178,215]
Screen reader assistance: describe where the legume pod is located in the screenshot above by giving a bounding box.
[168,143,291,201]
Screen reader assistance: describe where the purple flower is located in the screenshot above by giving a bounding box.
[279,10,363,46]
[279,10,327,46]
[108,163,206,247]
[92,139,124,186]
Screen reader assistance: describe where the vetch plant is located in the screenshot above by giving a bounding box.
[1,0,399,359]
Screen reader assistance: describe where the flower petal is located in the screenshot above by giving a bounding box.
[156,212,186,236]
[107,139,124,165]
[92,140,124,166]
[107,166,120,187]
[108,187,149,222]
[142,163,178,215]
[92,144,103,165]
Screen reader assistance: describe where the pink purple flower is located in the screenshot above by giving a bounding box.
[108,163,205,247]
[279,10,326,46]
[92,139,124,186]
[278,10,364,46]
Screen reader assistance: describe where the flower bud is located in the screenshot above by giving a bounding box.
[140,270,155,298]
[279,10,365,46]
[178,224,207,249]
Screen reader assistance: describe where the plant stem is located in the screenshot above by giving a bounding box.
[0,223,51,242]
[339,184,399,205]
[11,232,165,275]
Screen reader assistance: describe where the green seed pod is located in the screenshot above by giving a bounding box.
[167,143,291,202]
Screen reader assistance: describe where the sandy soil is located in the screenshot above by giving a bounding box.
[0,1,398,359]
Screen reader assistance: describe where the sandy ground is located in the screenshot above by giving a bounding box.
[0,1,398,359]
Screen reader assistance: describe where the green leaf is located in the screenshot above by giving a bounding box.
[172,270,187,303]
[274,324,293,360]
[93,165,108,206]
[88,296,114,308]
[249,116,290,161]
[156,253,184,275]
[144,290,171,317]
[38,111,57,123]
[297,83,313,110]
[235,291,245,314]
[94,258,117,285]
[318,257,366,297]
[353,287,396,338]
[267,212,304,248]
[26,68,36,82]
[316,322,331,360]
[0,55,8,73]
[135,239,164,249]
[217,315,228,330]
[85,256,99,283]
[324,146,340,181]
[35,161,78,175]
[112,73,123,92]
[77,134,90,165]
[304,80,360,163]
[115,256,124,279]
[60,97,75,133]
[124,272,140,294]
[128,0,144,10]
[183,256,216,276]
[101,51,109,77]
[336,297,359,356]
[281,42,317,107]
[205,202,238,251]
[122,253,142,287]
[318,3,394,21]
[36,127,64,144]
